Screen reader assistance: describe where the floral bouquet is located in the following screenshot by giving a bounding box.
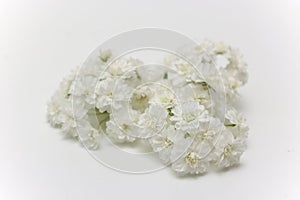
[47,31,249,175]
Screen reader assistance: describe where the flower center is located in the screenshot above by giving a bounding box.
[183,113,196,122]
[164,137,173,148]
[223,144,232,156]
[185,152,199,167]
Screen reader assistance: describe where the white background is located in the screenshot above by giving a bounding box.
[1,0,300,199]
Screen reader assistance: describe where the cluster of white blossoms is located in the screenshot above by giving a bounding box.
[47,41,249,175]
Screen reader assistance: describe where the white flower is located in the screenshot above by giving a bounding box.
[130,85,153,112]
[77,122,101,150]
[167,71,188,87]
[136,65,166,82]
[170,118,223,175]
[107,59,130,77]
[225,107,249,139]
[95,78,115,113]
[175,83,212,109]
[212,130,247,168]
[170,101,209,134]
[165,56,194,77]
[138,104,168,138]
[172,151,210,175]
[195,117,224,158]
[47,90,68,127]
[59,68,77,95]
[47,69,78,127]
[170,137,211,175]
[108,57,142,77]
[106,120,136,143]
[99,49,112,62]
[71,75,98,106]
[148,125,182,163]
[148,84,177,109]
[59,98,88,138]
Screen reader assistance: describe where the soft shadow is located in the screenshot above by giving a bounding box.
[172,163,244,179]
[214,163,244,174]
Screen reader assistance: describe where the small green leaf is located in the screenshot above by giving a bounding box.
[163,72,168,79]
[184,133,191,139]
[225,123,236,127]
[167,107,174,116]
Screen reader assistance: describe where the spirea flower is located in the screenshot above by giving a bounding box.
[170,101,209,134]
[47,41,249,176]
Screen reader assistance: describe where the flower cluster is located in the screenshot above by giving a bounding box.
[47,41,249,175]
